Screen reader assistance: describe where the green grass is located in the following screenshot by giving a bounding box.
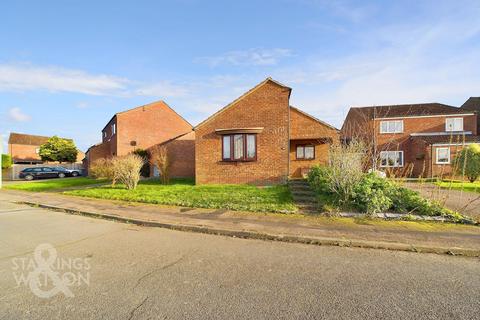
[5,177,108,192]
[64,178,297,213]
[435,180,480,193]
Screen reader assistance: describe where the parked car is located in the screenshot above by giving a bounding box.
[19,167,81,180]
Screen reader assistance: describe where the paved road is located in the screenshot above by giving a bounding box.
[0,202,479,319]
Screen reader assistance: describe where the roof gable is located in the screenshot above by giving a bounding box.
[195,77,291,130]
[290,106,338,131]
[461,97,480,112]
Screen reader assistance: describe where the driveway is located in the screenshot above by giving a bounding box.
[406,182,480,221]
[0,201,479,319]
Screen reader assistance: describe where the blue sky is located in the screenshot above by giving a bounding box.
[1,0,480,151]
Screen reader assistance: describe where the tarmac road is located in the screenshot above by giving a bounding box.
[0,201,479,319]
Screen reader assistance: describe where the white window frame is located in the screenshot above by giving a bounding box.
[435,147,450,164]
[35,148,40,154]
[445,118,463,132]
[379,151,404,167]
[111,123,116,136]
[379,120,403,134]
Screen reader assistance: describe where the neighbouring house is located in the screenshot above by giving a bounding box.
[8,132,84,164]
[194,78,339,185]
[341,101,480,178]
[84,100,193,173]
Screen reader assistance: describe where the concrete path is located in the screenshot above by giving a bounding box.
[405,182,480,221]
[1,189,479,256]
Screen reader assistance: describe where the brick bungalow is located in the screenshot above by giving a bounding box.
[194,78,339,185]
[8,132,84,164]
[84,100,193,172]
[341,101,480,178]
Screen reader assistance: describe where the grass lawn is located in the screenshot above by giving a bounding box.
[64,178,296,213]
[5,177,108,192]
[435,180,480,193]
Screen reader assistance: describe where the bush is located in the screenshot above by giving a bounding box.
[132,149,150,177]
[89,158,115,181]
[112,154,144,190]
[453,143,480,182]
[352,173,393,214]
[150,145,172,184]
[2,154,12,169]
[307,165,333,194]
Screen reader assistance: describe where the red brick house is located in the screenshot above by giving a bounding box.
[194,78,339,185]
[84,100,193,171]
[8,133,84,164]
[341,102,480,178]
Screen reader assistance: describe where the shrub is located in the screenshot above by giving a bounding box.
[2,154,12,169]
[132,149,150,177]
[307,165,333,194]
[453,143,480,182]
[89,158,115,181]
[352,173,393,214]
[112,154,144,190]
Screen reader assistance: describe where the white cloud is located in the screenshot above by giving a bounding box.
[8,107,31,122]
[135,81,190,98]
[0,63,129,96]
[196,48,293,67]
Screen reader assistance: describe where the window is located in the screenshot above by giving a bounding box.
[380,120,403,134]
[103,131,107,138]
[222,134,256,161]
[296,145,315,160]
[436,147,450,164]
[445,118,463,132]
[380,151,404,167]
[111,123,116,136]
[35,148,40,154]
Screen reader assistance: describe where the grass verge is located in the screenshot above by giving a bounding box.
[435,180,480,193]
[5,177,108,192]
[64,178,297,213]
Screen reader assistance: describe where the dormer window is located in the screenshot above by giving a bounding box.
[380,120,403,134]
[445,118,463,132]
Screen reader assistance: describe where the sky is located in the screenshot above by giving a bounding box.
[1,0,480,152]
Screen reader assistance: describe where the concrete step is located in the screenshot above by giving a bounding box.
[292,196,317,203]
[289,184,311,191]
[290,189,316,196]
[288,180,309,186]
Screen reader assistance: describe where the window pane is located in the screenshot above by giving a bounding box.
[395,121,403,132]
[454,118,463,131]
[234,134,244,159]
[296,146,304,159]
[437,148,449,163]
[304,146,314,159]
[446,118,454,131]
[222,136,231,160]
[380,152,388,166]
[246,135,256,159]
[380,121,388,133]
[388,121,396,133]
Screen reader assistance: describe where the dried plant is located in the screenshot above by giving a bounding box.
[112,154,144,190]
[89,158,116,185]
[149,145,172,184]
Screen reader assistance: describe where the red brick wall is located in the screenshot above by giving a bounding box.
[195,81,290,185]
[149,131,195,178]
[116,101,192,156]
[9,143,41,162]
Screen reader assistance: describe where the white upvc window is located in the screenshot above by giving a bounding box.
[111,123,116,136]
[445,118,463,132]
[379,151,404,167]
[380,120,403,134]
[436,147,450,164]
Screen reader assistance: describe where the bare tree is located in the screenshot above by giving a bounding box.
[112,154,144,190]
[150,145,172,184]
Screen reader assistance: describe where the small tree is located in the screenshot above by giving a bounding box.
[453,144,480,182]
[1,154,12,169]
[112,154,144,190]
[150,145,172,184]
[39,136,78,163]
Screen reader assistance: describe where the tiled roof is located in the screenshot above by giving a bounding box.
[8,133,73,146]
[349,103,471,119]
[411,134,480,145]
[461,97,480,112]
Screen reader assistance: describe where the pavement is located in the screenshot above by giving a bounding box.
[406,182,480,221]
[0,201,479,319]
[0,189,479,257]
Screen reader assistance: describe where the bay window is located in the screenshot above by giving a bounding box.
[222,134,257,161]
